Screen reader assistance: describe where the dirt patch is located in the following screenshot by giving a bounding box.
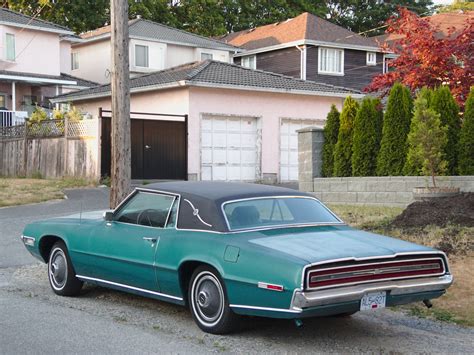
[391,193,474,229]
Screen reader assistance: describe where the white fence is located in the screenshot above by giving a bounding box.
[0,110,28,127]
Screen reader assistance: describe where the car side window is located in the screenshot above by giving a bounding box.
[165,198,179,229]
[114,191,175,228]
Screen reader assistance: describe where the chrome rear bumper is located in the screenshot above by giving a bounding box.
[291,274,453,310]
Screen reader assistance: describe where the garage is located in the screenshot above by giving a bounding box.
[280,118,323,182]
[201,115,260,181]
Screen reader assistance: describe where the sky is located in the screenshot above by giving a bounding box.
[432,0,454,4]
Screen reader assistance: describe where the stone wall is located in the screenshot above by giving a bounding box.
[303,176,474,207]
[297,127,324,191]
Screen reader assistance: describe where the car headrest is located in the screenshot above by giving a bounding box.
[230,206,260,228]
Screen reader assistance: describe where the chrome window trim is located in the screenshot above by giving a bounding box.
[76,274,183,301]
[300,251,450,290]
[221,195,344,232]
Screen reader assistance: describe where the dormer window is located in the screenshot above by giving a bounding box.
[318,47,344,75]
[135,44,149,68]
[6,33,15,61]
[241,55,256,69]
[367,52,377,66]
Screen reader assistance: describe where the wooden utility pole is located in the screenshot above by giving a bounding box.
[110,0,131,208]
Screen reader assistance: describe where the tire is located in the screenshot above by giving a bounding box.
[188,266,240,334]
[47,241,83,296]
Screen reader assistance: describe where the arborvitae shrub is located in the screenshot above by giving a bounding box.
[333,96,359,177]
[405,92,447,187]
[431,85,460,175]
[458,87,474,175]
[352,97,381,176]
[321,105,340,177]
[376,83,413,176]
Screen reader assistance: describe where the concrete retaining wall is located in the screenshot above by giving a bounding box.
[302,176,474,207]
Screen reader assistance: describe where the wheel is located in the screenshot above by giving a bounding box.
[48,241,83,296]
[188,266,240,334]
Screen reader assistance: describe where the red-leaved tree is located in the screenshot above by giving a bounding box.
[366,8,473,106]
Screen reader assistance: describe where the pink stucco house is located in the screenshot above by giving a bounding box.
[52,60,363,183]
[0,8,96,126]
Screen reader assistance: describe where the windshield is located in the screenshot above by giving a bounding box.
[223,197,342,231]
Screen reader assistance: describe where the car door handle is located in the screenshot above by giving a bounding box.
[142,237,157,243]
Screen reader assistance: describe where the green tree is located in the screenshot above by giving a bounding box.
[403,87,433,175]
[405,92,447,187]
[7,0,110,34]
[351,97,382,176]
[325,0,433,35]
[458,88,474,175]
[431,85,460,175]
[377,83,413,176]
[333,96,359,177]
[321,105,340,177]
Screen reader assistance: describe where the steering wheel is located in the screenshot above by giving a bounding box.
[136,209,160,227]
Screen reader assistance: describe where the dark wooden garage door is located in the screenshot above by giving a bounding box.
[101,117,187,180]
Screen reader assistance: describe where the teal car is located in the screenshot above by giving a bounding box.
[21,182,452,334]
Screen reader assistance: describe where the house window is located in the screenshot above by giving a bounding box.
[6,33,15,61]
[135,44,149,67]
[0,94,6,109]
[367,52,377,66]
[71,52,79,70]
[318,47,344,75]
[201,52,213,61]
[241,55,256,69]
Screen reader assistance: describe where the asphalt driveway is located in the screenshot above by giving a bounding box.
[0,188,472,354]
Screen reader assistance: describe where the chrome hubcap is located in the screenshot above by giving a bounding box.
[49,249,67,289]
[193,273,224,325]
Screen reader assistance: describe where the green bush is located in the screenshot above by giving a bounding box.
[321,105,340,177]
[458,87,474,175]
[376,83,413,176]
[29,106,48,124]
[405,92,447,187]
[431,86,460,175]
[333,96,359,177]
[403,87,433,175]
[352,97,382,176]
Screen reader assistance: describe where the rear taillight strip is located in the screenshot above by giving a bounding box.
[306,257,446,290]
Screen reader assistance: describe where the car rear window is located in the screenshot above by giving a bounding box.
[223,197,341,231]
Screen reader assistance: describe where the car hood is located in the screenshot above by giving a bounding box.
[248,225,436,264]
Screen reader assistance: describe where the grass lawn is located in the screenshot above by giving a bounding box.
[330,204,474,327]
[0,177,96,208]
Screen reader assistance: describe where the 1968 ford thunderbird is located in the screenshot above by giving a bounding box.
[21,182,453,334]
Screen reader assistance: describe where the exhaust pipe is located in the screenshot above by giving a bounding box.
[423,299,433,308]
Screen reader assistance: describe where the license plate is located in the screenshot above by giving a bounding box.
[360,291,386,311]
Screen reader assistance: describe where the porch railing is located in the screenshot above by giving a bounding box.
[0,110,28,127]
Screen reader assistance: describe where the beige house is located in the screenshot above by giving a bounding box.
[71,18,239,84]
[52,61,362,183]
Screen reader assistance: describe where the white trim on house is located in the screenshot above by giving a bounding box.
[318,47,344,76]
[366,51,377,66]
[51,80,364,103]
[0,74,76,85]
[232,39,383,58]
[0,21,74,35]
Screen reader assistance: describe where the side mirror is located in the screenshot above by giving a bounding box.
[103,211,114,222]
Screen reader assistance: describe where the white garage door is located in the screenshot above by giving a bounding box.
[280,118,323,182]
[201,116,259,181]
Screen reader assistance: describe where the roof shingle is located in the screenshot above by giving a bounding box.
[52,60,362,102]
[220,12,378,50]
[0,8,73,34]
[80,18,238,51]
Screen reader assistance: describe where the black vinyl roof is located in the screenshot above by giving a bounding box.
[140,181,312,232]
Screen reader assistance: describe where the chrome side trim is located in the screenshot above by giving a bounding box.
[76,275,183,301]
[292,274,453,309]
[229,304,302,314]
[183,198,213,227]
[220,195,344,232]
[300,251,450,289]
[306,257,446,291]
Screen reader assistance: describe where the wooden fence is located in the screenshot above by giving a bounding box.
[0,118,100,180]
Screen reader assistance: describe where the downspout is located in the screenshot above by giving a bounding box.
[295,45,307,80]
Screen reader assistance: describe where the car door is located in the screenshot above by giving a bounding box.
[83,190,176,292]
